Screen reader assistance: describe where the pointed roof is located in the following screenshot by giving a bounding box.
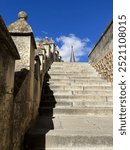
[8,11,32,33]
[70,46,75,62]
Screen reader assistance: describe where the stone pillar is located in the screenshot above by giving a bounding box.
[35,48,46,87]
[33,55,41,118]
[49,38,56,61]
[8,12,36,72]
[55,50,59,62]
[8,11,37,150]
[36,41,47,75]
[58,56,62,62]
[43,37,51,59]
[42,49,47,71]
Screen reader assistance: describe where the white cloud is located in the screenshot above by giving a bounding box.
[56,34,91,62]
[35,36,43,41]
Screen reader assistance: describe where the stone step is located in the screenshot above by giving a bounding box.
[48,79,108,84]
[49,76,104,80]
[48,67,97,73]
[48,82,112,87]
[51,65,93,68]
[26,131,112,149]
[51,63,92,66]
[40,100,113,108]
[24,62,113,150]
[48,72,99,76]
[42,95,112,102]
[44,90,113,96]
[48,78,107,82]
[45,131,112,148]
[51,64,93,68]
[28,115,112,131]
[50,65,95,68]
[49,73,102,78]
[51,62,91,65]
[44,87,113,92]
[25,115,112,149]
[48,85,113,91]
[25,147,113,150]
[39,107,112,116]
[49,69,96,73]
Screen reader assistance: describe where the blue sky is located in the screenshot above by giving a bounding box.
[0,0,112,62]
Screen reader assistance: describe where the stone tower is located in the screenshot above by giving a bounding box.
[8,11,36,71]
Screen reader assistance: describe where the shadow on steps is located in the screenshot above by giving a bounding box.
[23,73,56,150]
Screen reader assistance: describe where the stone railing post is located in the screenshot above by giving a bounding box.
[8,11,37,150]
[49,38,56,61]
[58,56,62,62]
[43,37,51,60]
[36,38,63,63]
[55,50,59,62]
[42,49,47,72]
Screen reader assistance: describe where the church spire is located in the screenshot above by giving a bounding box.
[70,45,75,62]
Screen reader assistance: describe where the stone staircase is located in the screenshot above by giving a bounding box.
[25,62,113,150]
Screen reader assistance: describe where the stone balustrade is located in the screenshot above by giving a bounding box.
[0,12,62,150]
[36,37,62,63]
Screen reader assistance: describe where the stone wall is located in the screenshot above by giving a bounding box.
[12,36,31,71]
[0,16,20,150]
[88,21,113,82]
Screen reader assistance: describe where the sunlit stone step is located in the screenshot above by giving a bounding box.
[40,100,113,108]
[26,116,112,149]
[44,90,113,96]
[39,107,112,116]
[48,85,112,91]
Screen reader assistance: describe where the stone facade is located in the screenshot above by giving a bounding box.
[88,21,113,82]
[0,16,20,150]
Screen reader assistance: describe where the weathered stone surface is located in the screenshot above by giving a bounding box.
[88,21,113,82]
[8,11,32,33]
[92,50,113,82]
[12,36,31,70]
[0,16,19,150]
